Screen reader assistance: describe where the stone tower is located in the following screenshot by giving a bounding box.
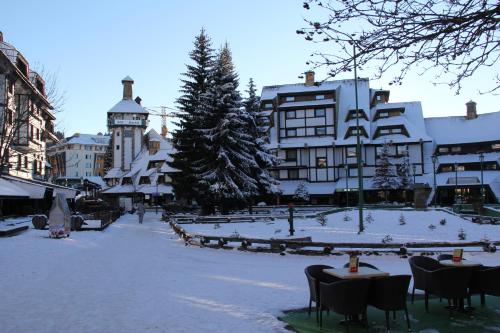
[107,76,149,171]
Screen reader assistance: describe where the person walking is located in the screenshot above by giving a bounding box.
[137,202,145,224]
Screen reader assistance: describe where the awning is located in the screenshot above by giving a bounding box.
[0,178,30,198]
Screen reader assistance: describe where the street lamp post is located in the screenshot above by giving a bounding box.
[454,163,459,204]
[431,154,438,207]
[412,164,417,185]
[353,44,364,234]
[479,151,485,202]
[345,164,349,208]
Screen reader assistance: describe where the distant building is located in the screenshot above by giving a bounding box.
[46,132,110,186]
[103,129,176,207]
[105,76,149,184]
[261,72,500,205]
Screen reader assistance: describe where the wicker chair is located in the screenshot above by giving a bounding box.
[427,267,472,316]
[408,256,443,310]
[469,266,500,306]
[320,279,371,331]
[368,275,412,331]
[305,265,340,324]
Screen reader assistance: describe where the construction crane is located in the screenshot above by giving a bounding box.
[144,106,179,138]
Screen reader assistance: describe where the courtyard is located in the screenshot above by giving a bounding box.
[1,211,499,333]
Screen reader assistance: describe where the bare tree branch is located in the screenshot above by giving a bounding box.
[298,0,500,94]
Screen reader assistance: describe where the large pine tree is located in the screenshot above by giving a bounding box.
[194,44,259,213]
[243,78,279,199]
[372,141,400,202]
[169,29,214,203]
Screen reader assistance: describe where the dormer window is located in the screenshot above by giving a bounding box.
[345,109,368,121]
[315,95,325,100]
[373,125,409,138]
[285,96,295,102]
[374,107,404,120]
[121,177,132,185]
[35,79,45,95]
[264,103,273,109]
[139,176,151,185]
[344,126,368,139]
[16,57,29,76]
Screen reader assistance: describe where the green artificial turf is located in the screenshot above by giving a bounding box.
[281,296,500,333]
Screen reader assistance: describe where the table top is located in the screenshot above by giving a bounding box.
[439,259,482,267]
[323,267,389,279]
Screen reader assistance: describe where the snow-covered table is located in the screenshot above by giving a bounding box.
[323,267,389,279]
[439,260,482,268]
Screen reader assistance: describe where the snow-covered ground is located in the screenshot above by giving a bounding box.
[1,212,499,333]
[183,209,499,244]
[0,216,32,231]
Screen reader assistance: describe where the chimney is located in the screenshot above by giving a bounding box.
[0,31,3,43]
[135,96,142,105]
[122,76,134,100]
[465,100,477,120]
[305,70,315,86]
[161,125,168,138]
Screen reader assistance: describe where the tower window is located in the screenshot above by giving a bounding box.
[116,145,120,150]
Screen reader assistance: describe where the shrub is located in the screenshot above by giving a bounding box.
[399,213,406,225]
[458,228,466,240]
[439,218,447,226]
[382,235,393,243]
[428,224,436,230]
[365,212,374,224]
[316,214,327,226]
[343,213,352,222]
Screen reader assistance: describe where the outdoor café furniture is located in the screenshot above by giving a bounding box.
[437,254,453,261]
[320,279,371,331]
[305,265,341,324]
[469,266,500,306]
[342,261,379,270]
[426,267,473,315]
[408,256,443,307]
[324,267,389,280]
[368,275,412,332]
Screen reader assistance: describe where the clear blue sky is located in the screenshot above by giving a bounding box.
[2,0,498,136]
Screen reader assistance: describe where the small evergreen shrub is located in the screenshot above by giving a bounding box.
[428,224,436,230]
[399,213,406,225]
[458,228,466,240]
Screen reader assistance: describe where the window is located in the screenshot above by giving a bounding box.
[456,165,465,171]
[286,129,297,137]
[36,128,40,140]
[285,96,295,102]
[346,147,357,158]
[451,146,462,153]
[396,145,408,157]
[264,103,273,109]
[85,145,92,150]
[316,157,327,168]
[346,109,368,121]
[122,177,132,185]
[157,175,165,184]
[29,125,34,139]
[288,169,299,179]
[116,131,120,137]
[442,166,452,172]
[315,95,325,100]
[315,127,327,136]
[24,156,28,168]
[85,163,91,168]
[286,110,296,119]
[438,147,449,153]
[116,145,120,150]
[376,146,383,157]
[378,111,389,118]
[314,108,326,117]
[17,155,21,170]
[492,143,500,150]
[139,176,151,185]
[285,150,297,162]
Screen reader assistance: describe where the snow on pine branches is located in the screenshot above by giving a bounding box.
[372,141,400,200]
[170,31,278,213]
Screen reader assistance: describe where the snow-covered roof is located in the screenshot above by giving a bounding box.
[147,129,162,142]
[107,99,148,114]
[279,181,336,195]
[83,176,108,189]
[104,134,177,193]
[122,76,134,82]
[261,78,367,100]
[425,111,500,145]
[54,133,110,148]
[278,99,335,109]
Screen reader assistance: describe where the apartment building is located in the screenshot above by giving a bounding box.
[47,133,110,183]
[260,72,475,205]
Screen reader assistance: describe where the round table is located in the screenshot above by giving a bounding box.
[439,259,482,267]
